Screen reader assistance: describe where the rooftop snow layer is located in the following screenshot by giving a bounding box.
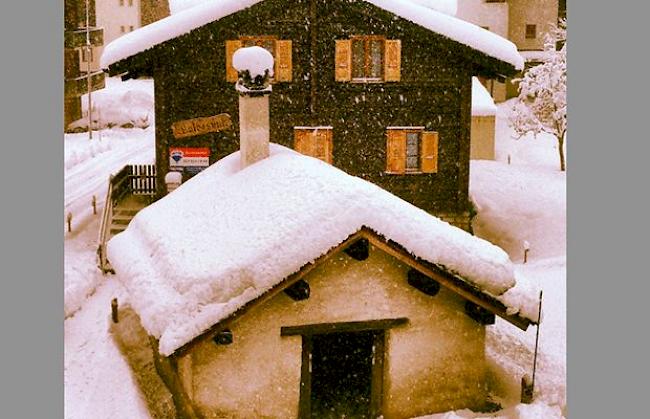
[101,0,522,71]
[107,144,536,356]
[471,77,497,116]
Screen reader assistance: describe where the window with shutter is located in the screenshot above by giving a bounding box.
[338,37,400,83]
[386,128,438,174]
[294,127,333,164]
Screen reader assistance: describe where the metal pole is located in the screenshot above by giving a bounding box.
[531,290,543,393]
[86,0,93,140]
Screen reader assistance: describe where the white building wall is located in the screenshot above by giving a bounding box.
[456,0,509,38]
[94,0,141,68]
[180,245,488,418]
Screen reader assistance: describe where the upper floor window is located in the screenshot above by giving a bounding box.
[81,47,93,63]
[335,37,401,83]
[120,25,125,33]
[294,127,333,164]
[129,25,134,32]
[119,0,124,5]
[128,0,134,6]
[386,128,438,174]
[225,37,293,83]
[352,35,384,81]
[526,24,537,39]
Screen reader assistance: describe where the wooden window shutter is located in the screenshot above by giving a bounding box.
[294,129,312,156]
[275,40,293,82]
[225,40,243,82]
[335,40,352,81]
[386,130,406,174]
[384,40,401,82]
[420,131,439,173]
[317,129,333,164]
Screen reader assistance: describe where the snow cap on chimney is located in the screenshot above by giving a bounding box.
[233,46,274,169]
[233,46,274,93]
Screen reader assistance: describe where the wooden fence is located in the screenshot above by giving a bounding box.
[97,164,157,273]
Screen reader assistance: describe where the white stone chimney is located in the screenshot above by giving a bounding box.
[232,46,274,169]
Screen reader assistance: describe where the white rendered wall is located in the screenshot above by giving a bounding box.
[95,0,141,66]
[179,245,488,418]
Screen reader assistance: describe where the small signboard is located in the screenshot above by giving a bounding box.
[169,147,210,175]
[171,113,232,139]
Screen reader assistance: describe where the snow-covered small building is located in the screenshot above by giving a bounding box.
[470,77,497,160]
[100,0,523,231]
[107,143,538,417]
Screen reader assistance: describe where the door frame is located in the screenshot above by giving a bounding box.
[280,317,408,419]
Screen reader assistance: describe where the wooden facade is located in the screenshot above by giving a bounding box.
[105,0,518,221]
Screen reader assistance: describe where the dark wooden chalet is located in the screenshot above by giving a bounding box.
[102,0,521,230]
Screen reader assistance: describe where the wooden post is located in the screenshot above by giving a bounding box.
[523,240,530,264]
[520,375,533,403]
[111,298,119,323]
[67,212,73,233]
[92,195,97,215]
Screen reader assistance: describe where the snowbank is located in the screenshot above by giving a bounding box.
[108,144,536,356]
[67,77,154,132]
[101,0,522,71]
[471,76,497,116]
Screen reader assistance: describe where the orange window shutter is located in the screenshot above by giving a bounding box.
[294,129,309,155]
[335,40,352,82]
[384,40,401,82]
[275,40,293,82]
[421,131,439,173]
[386,130,406,174]
[325,129,333,164]
[315,130,333,164]
[225,40,243,82]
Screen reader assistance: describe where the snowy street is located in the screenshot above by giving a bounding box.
[64,78,565,418]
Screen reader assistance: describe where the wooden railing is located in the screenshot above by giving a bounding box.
[97,164,156,274]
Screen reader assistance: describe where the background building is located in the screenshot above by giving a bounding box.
[456,0,560,101]
[64,0,105,127]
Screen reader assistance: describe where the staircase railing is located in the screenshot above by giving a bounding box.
[97,164,157,274]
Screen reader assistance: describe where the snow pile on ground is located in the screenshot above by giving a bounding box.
[108,144,536,356]
[65,77,155,318]
[472,77,497,116]
[102,0,521,71]
[67,77,154,132]
[414,400,563,418]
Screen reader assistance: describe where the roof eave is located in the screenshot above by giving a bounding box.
[168,227,533,359]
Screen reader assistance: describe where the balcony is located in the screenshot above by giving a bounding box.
[65,27,103,49]
[65,71,105,98]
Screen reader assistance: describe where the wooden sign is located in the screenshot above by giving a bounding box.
[171,113,232,139]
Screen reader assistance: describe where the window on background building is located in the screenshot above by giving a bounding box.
[386,128,438,174]
[120,26,125,33]
[294,127,334,164]
[225,37,293,83]
[129,0,134,6]
[81,48,93,63]
[526,24,537,39]
[335,37,401,82]
[119,0,124,6]
[130,25,134,32]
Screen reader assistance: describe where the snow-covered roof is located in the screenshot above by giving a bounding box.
[519,49,553,63]
[100,0,523,71]
[471,76,497,117]
[107,144,537,356]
